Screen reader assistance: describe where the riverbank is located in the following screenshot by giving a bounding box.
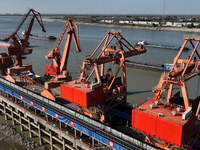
[0,124,46,150]
[43,18,200,33]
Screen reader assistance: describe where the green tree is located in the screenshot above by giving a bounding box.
[152,23,157,27]
[187,23,194,28]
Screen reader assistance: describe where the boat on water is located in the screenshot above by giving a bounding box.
[0,39,30,47]
[137,40,189,50]
[21,31,56,40]
[0,39,13,47]
[125,60,173,72]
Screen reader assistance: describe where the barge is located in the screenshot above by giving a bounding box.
[137,40,189,50]
[21,31,56,40]
[125,60,172,72]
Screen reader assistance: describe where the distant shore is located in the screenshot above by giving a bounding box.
[43,18,200,33]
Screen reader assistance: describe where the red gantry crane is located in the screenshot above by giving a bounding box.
[2,9,46,78]
[132,35,200,149]
[60,30,146,123]
[153,35,200,111]
[41,19,81,101]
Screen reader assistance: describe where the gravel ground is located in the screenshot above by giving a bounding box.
[0,124,46,150]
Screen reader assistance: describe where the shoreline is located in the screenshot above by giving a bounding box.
[0,123,46,150]
[43,18,200,33]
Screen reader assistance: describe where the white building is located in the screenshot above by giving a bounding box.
[119,20,130,24]
[100,20,114,23]
[119,20,159,25]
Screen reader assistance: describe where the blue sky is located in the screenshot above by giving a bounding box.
[1,0,200,15]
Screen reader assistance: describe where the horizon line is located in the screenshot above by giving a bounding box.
[0,13,200,16]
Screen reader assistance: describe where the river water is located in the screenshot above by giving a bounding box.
[0,16,199,104]
[0,16,199,149]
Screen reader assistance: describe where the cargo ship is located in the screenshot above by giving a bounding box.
[21,31,56,40]
[137,40,189,50]
[125,60,173,72]
[0,11,200,150]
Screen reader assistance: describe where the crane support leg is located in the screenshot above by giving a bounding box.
[181,82,190,110]
[196,102,200,117]
[100,64,104,77]
[167,83,173,103]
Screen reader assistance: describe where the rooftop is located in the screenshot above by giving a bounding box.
[137,100,189,126]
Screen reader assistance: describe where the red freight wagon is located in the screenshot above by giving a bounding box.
[132,100,196,147]
[60,79,104,108]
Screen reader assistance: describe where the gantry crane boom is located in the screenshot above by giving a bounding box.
[41,19,81,100]
[5,9,45,40]
[5,9,46,53]
[45,19,80,76]
[80,31,146,81]
[21,9,46,52]
[78,31,146,122]
[5,9,46,74]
